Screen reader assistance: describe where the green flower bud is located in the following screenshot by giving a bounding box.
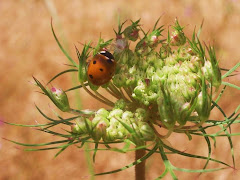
[123,19,140,41]
[113,38,128,54]
[118,50,131,64]
[105,126,119,141]
[177,102,196,125]
[126,76,137,86]
[165,55,178,66]
[202,59,221,89]
[169,19,186,46]
[71,117,89,134]
[92,116,109,127]
[129,65,137,74]
[189,56,201,73]
[122,111,134,121]
[109,117,119,127]
[117,124,128,138]
[195,91,211,122]
[132,80,153,106]
[133,80,146,97]
[202,61,213,81]
[206,46,222,88]
[113,74,126,87]
[114,99,127,110]
[158,88,176,129]
[124,28,139,41]
[147,28,163,48]
[152,73,161,84]
[170,31,186,46]
[138,122,155,141]
[48,87,70,112]
[128,123,144,145]
[135,38,151,56]
[135,108,148,122]
[92,116,109,141]
[159,44,171,59]
[95,108,109,118]
[108,109,123,119]
[146,66,156,78]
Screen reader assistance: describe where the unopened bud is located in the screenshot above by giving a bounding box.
[48,87,70,112]
[138,122,155,141]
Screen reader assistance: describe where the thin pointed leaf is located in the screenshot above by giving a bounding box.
[95,143,159,176]
[38,128,71,138]
[4,138,69,147]
[115,116,135,134]
[212,85,226,107]
[93,143,98,163]
[3,121,50,127]
[173,166,227,173]
[47,69,78,85]
[200,129,211,171]
[211,100,227,118]
[51,19,77,67]
[35,105,78,125]
[197,19,204,38]
[55,142,74,158]
[162,141,230,167]
[222,125,235,167]
[222,62,240,79]
[228,105,240,119]
[155,168,168,180]
[64,83,89,92]
[222,81,240,90]
[153,16,162,31]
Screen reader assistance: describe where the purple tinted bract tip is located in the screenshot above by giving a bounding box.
[51,87,57,92]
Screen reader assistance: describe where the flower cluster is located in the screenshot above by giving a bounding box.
[10,18,240,179]
[72,106,155,145]
[35,19,222,142]
[74,19,221,138]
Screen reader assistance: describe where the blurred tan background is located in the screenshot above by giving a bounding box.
[0,0,240,179]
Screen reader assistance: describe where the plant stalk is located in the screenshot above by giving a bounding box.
[135,149,146,180]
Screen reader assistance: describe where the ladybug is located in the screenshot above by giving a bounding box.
[87,50,116,86]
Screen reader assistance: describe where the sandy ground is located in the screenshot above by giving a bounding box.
[0,0,240,179]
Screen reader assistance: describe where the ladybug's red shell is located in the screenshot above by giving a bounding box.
[87,51,116,86]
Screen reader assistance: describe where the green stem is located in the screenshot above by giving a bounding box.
[119,87,131,103]
[135,149,146,180]
[81,82,114,107]
[94,90,115,106]
[123,87,135,102]
[106,88,121,99]
[84,143,95,180]
[108,82,122,97]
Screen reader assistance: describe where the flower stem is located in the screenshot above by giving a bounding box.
[124,87,136,102]
[108,82,123,97]
[135,149,146,180]
[119,87,131,103]
[106,88,121,99]
[81,82,114,107]
[94,90,115,106]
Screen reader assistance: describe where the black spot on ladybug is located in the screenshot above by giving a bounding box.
[107,59,113,64]
[99,68,103,72]
[93,61,96,64]
[89,75,93,79]
[100,51,114,60]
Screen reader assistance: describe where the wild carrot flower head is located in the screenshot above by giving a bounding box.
[34,18,223,142]
[11,17,239,179]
